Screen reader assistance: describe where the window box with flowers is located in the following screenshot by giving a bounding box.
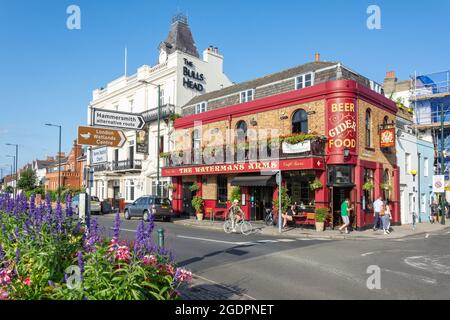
[380,182,392,191]
[363,180,374,191]
[189,182,200,193]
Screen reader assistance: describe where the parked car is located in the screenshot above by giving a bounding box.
[124,196,173,222]
[71,194,102,215]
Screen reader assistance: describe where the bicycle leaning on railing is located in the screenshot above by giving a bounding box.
[223,217,253,235]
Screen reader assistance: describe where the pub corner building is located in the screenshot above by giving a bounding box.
[163,59,400,231]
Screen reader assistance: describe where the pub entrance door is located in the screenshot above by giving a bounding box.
[182,183,196,217]
[330,186,355,229]
[249,186,273,221]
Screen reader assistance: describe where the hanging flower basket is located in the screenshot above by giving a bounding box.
[363,180,374,191]
[309,179,323,191]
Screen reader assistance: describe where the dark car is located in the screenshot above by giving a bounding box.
[124,196,173,222]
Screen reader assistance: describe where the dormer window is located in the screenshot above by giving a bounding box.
[240,89,254,103]
[195,102,207,114]
[295,72,314,90]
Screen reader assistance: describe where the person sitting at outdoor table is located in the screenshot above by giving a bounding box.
[282,202,298,229]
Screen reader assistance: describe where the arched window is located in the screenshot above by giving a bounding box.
[236,121,248,142]
[365,109,372,147]
[292,109,308,134]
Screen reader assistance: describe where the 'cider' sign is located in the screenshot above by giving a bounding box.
[327,99,357,156]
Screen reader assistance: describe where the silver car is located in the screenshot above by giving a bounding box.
[124,196,173,222]
[71,194,102,215]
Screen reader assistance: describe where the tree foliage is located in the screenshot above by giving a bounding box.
[17,168,37,192]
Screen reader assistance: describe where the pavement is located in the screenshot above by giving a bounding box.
[172,216,450,240]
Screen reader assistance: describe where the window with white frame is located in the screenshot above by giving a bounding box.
[159,88,165,106]
[421,194,426,213]
[424,157,429,177]
[295,72,314,90]
[240,89,254,103]
[129,99,134,113]
[405,153,411,174]
[126,180,135,202]
[195,102,207,114]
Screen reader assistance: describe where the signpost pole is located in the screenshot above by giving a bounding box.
[440,103,446,225]
[156,85,161,197]
[277,170,282,234]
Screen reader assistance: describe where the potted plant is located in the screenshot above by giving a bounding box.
[309,179,323,191]
[230,187,241,203]
[363,180,374,191]
[192,196,205,221]
[189,182,200,193]
[315,207,328,232]
[273,187,291,216]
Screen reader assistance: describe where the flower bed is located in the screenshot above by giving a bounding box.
[0,193,191,300]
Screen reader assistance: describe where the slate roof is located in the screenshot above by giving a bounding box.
[159,14,199,58]
[184,61,338,106]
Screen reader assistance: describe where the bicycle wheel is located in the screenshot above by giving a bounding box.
[264,214,273,226]
[223,220,233,234]
[240,221,252,235]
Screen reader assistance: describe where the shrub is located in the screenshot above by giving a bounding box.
[230,187,241,203]
[315,207,329,223]
[191,196,204,214]
[273,187,291,214]
[0,193,191,300]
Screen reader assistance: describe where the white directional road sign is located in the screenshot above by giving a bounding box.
[93,109,145,130]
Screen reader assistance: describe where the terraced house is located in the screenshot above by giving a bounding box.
[163,55,401,230]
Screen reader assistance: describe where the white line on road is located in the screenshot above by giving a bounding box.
[193,274,256,300]
[276,239,296,242]
[383,269,437,285]
[108,227,137,233]
[361,252,375,257]
[257,240,279,243]
[177,235,255,246]
[425,233,430,238]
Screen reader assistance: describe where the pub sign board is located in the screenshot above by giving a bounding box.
[380,128,396,148]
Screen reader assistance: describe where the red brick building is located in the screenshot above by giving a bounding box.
[162,61,399,230]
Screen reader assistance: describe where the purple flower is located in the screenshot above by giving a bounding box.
[0,245,5,263]
[134,221,145,255]
[113,212,121,241]
[48,280,55,287]
[65,194,73,217]
[77,251,84,281]
[15,247,20,264]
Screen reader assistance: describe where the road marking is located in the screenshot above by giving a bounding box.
[361,252,375,257]
[404,255,450,275]
[276,239,296,242]
[192,274,256,300]
[109,227,136,233]
[425,233,430,238]
[256,240,278,243]
[177,235,255,246]
[383,269,437,285]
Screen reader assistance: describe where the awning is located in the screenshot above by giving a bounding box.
[230,175,276,187]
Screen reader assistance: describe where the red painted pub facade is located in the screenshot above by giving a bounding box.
[163,79,400,230]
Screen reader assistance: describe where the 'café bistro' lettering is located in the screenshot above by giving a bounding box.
[183,58,204,92]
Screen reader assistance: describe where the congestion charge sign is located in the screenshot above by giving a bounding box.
[327,99,357,153]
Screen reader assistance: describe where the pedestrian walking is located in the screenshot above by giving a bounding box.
[430,200,439,224]
[373,196,384,231]
[338,198,352,234]
[381,200,391,235]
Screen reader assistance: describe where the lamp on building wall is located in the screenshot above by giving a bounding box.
[343,148,350,159]
[250,118,258,126]
[411,169,417,182]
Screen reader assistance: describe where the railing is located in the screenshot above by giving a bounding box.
[92,159,142,172]
[162,140,326,168]
[141,104,175,123]
[413,71,450,97]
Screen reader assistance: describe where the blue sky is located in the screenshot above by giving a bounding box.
[0,0,449,174]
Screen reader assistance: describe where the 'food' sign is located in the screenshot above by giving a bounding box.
[327,99,357,158]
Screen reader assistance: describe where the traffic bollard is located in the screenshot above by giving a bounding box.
[157,228,165,248]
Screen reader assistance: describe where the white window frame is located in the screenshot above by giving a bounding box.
[125,180,135,202]
[423,158,429,177]
[195,102,208,114]
[421,193,426,213]
[295,72,315,90]
[240,89,255,103]
[405,153,411,174]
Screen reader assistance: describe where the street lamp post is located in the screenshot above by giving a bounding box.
[6,143,18,199]
[440,103,446,225]
[45,124,62,200]
[139,79,161,196]
[6,155,16,198]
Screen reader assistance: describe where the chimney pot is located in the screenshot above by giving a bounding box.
[315,52,320,62]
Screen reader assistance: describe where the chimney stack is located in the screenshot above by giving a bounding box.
[315,52,320,62]
[383,70,398,96]
[214,47,218,54]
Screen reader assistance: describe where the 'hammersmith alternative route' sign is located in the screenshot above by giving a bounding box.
[93,109,145,130]
[77,126,127,148]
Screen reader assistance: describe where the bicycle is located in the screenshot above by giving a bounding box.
[264,208,276,226]
[223,217,253,235]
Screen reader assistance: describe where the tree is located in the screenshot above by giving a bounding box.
[17,168,37,192]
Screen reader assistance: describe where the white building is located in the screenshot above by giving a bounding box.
[88,14,232,208]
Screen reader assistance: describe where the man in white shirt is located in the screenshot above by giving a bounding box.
[373,197,384,231]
